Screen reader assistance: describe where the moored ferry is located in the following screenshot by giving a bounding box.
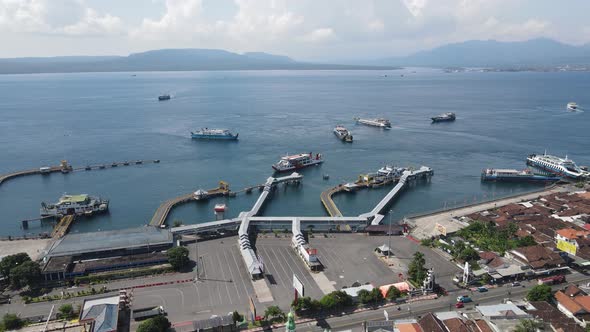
[526,153,587,179]
[333,125,353,142]
[191,128,239,140]
[272,152,323,172]
[41,194,109,217]
[354,117,391,129]
[481,168,559,182]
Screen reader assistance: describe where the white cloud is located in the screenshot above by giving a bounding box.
[301,27,335,43]
[0,0,124,36]
[402,0,427,17]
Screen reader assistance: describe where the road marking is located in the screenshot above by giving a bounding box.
[230,245,253,299]
[258,246,285,287]
[222,247,242,299]
[217,251,233,305]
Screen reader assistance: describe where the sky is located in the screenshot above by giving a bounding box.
[1,0,589,61]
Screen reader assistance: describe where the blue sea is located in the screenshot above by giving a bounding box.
[0,68,588,237]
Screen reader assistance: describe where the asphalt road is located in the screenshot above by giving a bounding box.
[290,271,590,332]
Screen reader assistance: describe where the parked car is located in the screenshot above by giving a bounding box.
[477,287,488,293]
[511,281,520,287]
[455,302,464,308]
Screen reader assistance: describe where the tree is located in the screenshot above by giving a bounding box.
[320,291,353,311]
[513,319,543,332]
[9,260,41,289]
[408,252,428,284]
[457,247,479,263]
[1,313,23,330]
[232,311,243,324]
[264,305,285,322]
[172,220,183,228]
[357,289,372,304]
[292,296,320,314]
[386,286,402,301]
[370,288,384,303]
[59,304,74,319]
[0,253,31,278]
[136,316,170,332]
[166,246,190,271]
[526,284,553,302]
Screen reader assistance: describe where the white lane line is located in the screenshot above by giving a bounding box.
[222,247,242,299]
[217,251,233,305]
[259,246,285,287]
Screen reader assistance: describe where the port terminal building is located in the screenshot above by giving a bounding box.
[41,227,173,281]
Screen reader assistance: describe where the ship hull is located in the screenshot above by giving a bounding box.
[526,158,582,179]
[272,160,323,172]
[191,133,239,140]
[431,117,455,123]
[481,174,559,182]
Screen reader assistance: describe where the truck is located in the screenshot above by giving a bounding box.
[538,275,566,286]
[132,306,166,321]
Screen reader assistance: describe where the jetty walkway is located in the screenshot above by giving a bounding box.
[0,159,159,187]
[51,215,75,239]
[320,185,346,217]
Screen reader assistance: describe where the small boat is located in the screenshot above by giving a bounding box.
[354,117,391,129]
[567,102,578,112]
[214,204,226,213]
[431,112,456,122]
[272,153,323,172]
[158,94,171,101]
[323,174,330,180]
[191,128,239,140]
[333,125,353,142]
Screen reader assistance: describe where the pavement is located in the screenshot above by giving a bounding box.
[409,185,568,240]
[0,234,461,325]
[0,238,52,260]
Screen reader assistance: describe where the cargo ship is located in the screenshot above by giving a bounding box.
[333,125,353,142]
[354,117,391,129]
[526,153,587,179]
[431,112,456,122]
[191,128,238,140]
[158,94,171,101]
[41,194,109,217]
[272,153,323,172]
[481,168,559,182]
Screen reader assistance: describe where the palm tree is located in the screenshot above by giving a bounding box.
[513,319,543,332]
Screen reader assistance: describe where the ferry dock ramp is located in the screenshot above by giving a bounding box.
[360,166,433,225]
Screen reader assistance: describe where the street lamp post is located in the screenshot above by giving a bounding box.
[388,209,392,259]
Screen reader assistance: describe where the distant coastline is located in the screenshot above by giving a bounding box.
[0,49,400,75]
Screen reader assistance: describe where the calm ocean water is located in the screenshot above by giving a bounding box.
[0,69,588,237]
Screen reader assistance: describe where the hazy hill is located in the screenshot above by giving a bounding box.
[0,49,394,74]
[378,38,590,67]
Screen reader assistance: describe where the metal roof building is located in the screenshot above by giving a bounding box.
[45,226,173,259]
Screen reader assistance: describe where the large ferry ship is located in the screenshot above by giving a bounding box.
[354,117,391,129]
[272,153,323,172]
[191,128,239,140]
[481,168,559,182]
[40,194,109,217]
[333,125,353,142]
[526,153,587,179]
[431,112,456,122]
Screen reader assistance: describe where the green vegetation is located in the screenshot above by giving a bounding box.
[263,305,286,323]
[167,246,190,271]
[0,253,41,290]
[319,291,353,310]
[73,265,172,285]
[420,238,434,247]
[513,319,543,332]
[58,304,75,320]
[358,288,384,305]
[526,284,553,302]
[408,252,428,284]
[172,220,183,227]
[1,313,23,331]
[291,296,321,314]
[136,316,171,332]
[457,221,536,254]
[385,286,402,301]
[23,286,109,304]
[232,311,244,324]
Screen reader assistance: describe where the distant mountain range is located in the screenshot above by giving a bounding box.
[0,49,394,74]
[376,38,590,67]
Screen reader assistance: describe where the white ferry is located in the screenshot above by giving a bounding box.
[567,102,578,112]
[40,194,109,217]
[354,117,391,129]
[272,153,323,172]
[333,125,353,142]
[191,128,238,140]
[526,153,587,179]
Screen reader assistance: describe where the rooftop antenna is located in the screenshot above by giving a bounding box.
[544,149,547,156]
